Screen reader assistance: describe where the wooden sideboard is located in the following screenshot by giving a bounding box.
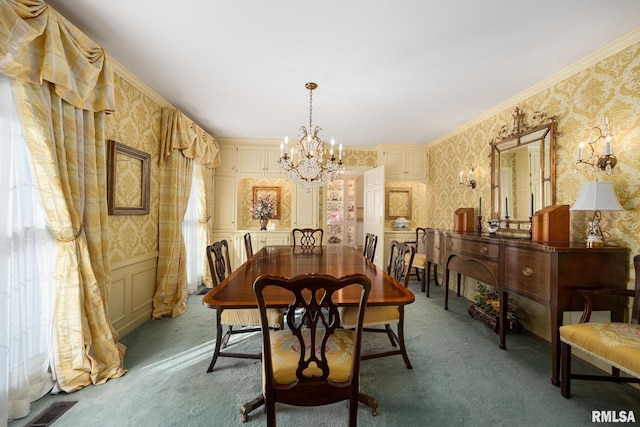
[435,230,629,386]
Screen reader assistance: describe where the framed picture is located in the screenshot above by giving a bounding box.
[385,187,412,220]
[252,186,281,219]
[107,140,151,215]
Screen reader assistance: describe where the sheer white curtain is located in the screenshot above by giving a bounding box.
[182,166,203,294]
[0,73,56,423]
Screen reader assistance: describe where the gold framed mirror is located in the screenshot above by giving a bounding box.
[489,107,556,234]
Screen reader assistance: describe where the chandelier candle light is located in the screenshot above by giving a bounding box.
[277,82,345,191]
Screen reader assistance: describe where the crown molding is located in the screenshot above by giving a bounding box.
[429,27,640,147]
[110,55,173,109]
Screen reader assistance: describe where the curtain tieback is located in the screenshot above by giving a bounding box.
[199,216,211,225]
[58,223,85,243]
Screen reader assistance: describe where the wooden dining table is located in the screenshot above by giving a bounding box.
[202,245,415,310]
[201,244,415,421]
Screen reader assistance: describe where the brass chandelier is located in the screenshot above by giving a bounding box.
[277,82,344,192]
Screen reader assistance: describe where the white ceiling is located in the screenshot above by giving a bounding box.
[45,0,640,147]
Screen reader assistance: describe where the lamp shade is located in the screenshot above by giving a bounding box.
[570,181,624,211]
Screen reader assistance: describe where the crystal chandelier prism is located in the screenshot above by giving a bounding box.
[277,82,344,192]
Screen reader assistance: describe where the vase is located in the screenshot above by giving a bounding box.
[485,224,499,235]
[259,217,268,230]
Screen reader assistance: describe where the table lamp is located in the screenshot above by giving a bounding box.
[570,181,623,247]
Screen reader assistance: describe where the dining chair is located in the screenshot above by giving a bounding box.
[559,254,640,398]
[205,240,283,373]
[242,273,372,426]
[411,227,429,293]
[340,240,415,369]
[291,228,323,248]
[363,232,377,262]
[243,232,254,259]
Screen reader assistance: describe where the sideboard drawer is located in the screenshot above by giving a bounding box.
[449,236,499,260]
[504,246,551,302]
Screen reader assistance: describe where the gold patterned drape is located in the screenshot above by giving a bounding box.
[153,108,219,318]
[0,0,124,392]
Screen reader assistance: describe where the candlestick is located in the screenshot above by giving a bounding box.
[530,193,534,217]
[477,215,483,235]
[505,197,509,217]
[479,197,482,217]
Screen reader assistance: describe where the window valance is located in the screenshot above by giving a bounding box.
[160,107,220,169]
[0,0,114,112]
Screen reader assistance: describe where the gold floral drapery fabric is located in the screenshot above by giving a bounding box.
[0,0,124,392]
[153,108,219,318]
[0,0,115,112]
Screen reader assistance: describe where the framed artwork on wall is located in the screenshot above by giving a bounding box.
[385,187,412,220]
[252,186,281,219]
[107,140,151,215]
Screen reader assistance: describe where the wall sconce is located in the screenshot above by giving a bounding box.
[459,165,476,189]
[575,118,617,175]
[570,181,623,247]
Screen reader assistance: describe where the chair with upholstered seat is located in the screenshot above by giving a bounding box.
[291,228,323,248]
[205,240,283,373]
[241,273,372,426]
[243,232,254,259]
[410,227,429,293]
[340,240,415,369]
[363,233,377,263]
[560,254,640,398]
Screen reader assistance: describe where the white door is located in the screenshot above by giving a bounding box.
[363,165,385,269]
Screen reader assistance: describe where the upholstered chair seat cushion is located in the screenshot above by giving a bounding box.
[559,322,640,378]
[339,305,400,329]
[268,328,355,385]
[221,308,282,328]
[411,253,426,269]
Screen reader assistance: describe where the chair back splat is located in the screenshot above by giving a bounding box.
[207,240,232,285]
[292,228,324,248]
[244,233,254,259]
[251,273,371,426]
[363,233,378,262]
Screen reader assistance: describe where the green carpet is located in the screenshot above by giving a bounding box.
[10,278,640,427]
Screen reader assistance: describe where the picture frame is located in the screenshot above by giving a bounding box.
[107,140,151,215]
[385,187,412,220]
[252,186,281,219]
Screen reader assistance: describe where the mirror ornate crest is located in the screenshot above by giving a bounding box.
[490,106,556,234]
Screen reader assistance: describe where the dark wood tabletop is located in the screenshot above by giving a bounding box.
[202,245,415,309]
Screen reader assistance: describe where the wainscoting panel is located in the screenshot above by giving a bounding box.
[109,251,158,337]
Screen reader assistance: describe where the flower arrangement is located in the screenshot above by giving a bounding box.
[485,218,501,234]
[485,218,501,228]
[470,283,522,332]
[250,194,276,219]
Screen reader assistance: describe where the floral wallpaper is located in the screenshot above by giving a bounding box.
[425,40,640,335]
[426,41,640,259]
[105,74,162,263]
